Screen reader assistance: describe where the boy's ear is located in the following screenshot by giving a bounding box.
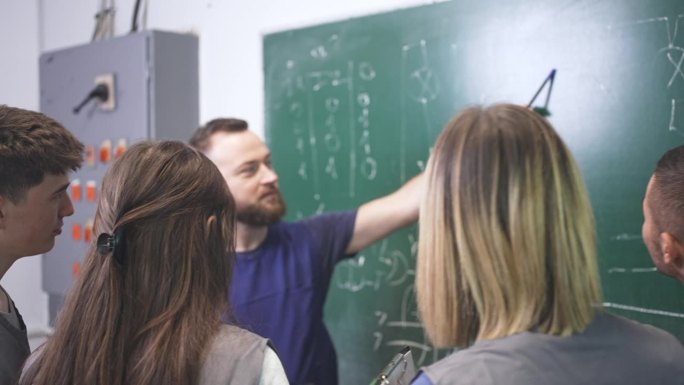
[659,232,684,284]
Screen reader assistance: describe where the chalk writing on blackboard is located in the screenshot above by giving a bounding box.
[400,39,439,182]
[604,302,684,319]
[634,15,684,135]
[324,97,342,152]
[670,98,684,135]
[310,34,339,60]
[378,284,443,365]
[404,40,440,105]
[609,233,643,241]
[357,92,378,181]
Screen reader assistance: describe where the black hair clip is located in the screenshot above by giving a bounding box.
[96,232,117,256]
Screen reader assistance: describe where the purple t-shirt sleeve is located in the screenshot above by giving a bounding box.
[301,209,358,269]
[410,372,434,385]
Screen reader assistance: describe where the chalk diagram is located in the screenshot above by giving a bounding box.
[400,39,438,181]
[372,285,433,365]
[636,14,684,135]
[333,231,449,364]
[334,235,415,293]
[603,37,684,322]
[309,34,340,60]
[289,53,380,199]
[403,40,439,105]
[323,97,341,181]
[605,12,684,280]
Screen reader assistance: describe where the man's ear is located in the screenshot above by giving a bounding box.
[659,232,684,284]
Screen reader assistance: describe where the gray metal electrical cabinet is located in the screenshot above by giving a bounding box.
[39,30,199,324]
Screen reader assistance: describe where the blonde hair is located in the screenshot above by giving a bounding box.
[417,104,602,348]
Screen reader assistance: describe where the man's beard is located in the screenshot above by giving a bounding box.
[237,192,287,226]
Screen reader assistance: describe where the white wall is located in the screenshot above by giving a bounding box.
[0,0,51,349]
[0,0,434,339]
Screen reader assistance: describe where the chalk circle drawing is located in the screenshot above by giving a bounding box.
[357,92,371,107]
[325,156,339,179]
[326,97,340,112]
[358,62,376,81]
[324,132,341,152]
[379,250,413,286]
[361,156,377,180]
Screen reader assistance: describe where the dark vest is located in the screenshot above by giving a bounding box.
[0,293,31,385]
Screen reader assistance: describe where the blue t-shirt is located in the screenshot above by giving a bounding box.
[228,210,357,385]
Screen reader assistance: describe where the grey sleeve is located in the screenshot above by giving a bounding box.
[257,346,289,385]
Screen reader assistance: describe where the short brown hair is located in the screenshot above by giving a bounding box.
[189,118,248,152]
[417,104,601,348]
[651,145,684,241]
[0,105,84,202]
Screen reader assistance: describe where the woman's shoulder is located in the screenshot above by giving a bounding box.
[210,324,269,354]
[200,325,270,385]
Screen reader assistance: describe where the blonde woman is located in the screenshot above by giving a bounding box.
[412,104,684,385]
[20,141,288,385]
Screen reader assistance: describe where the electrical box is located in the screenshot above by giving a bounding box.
[39,30,199,324]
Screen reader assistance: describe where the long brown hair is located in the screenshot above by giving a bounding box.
[417,104,601,348]
[21,141,236,385]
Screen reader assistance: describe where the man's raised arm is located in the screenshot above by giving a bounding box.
[345,173,424,254]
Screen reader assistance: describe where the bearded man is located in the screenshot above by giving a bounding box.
[190,118,421,385]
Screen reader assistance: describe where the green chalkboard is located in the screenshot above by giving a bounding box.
[264,1,684,383]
